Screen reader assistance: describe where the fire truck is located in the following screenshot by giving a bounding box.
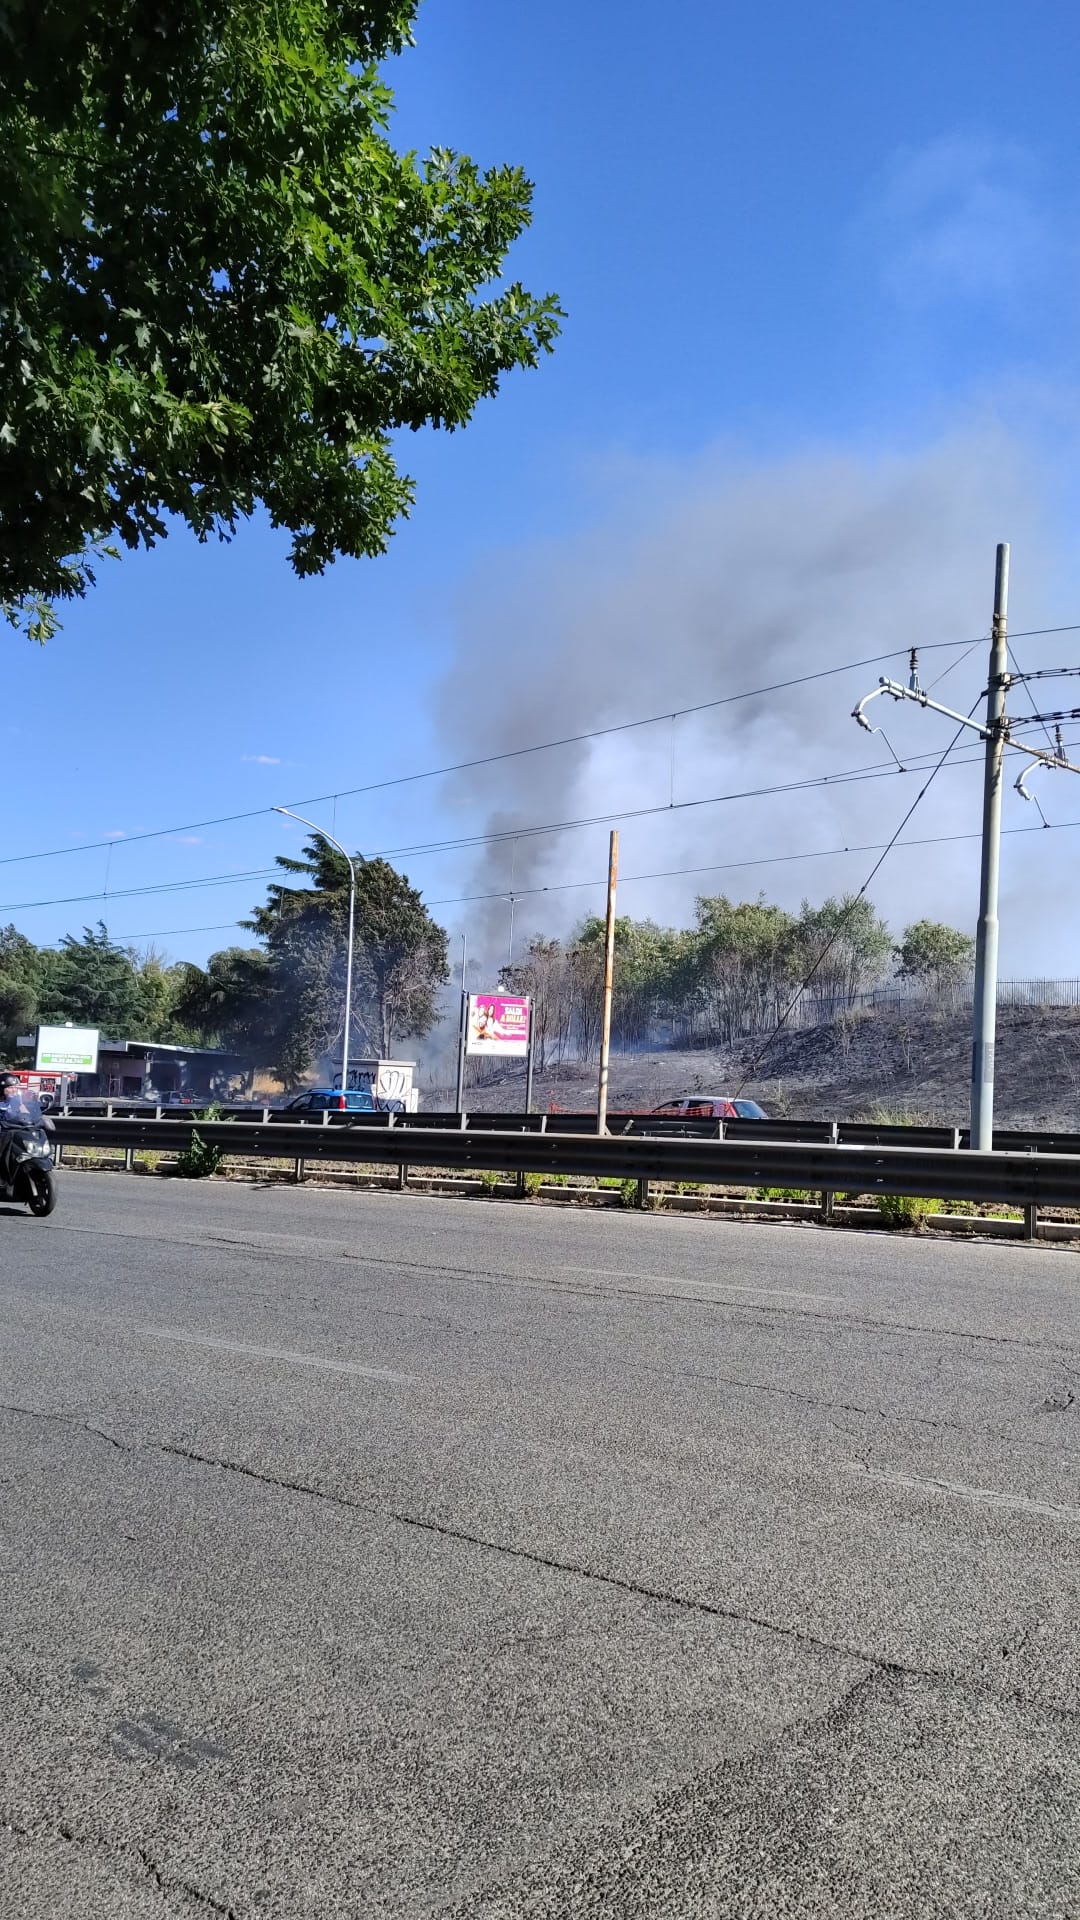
[7,1070,70,1111]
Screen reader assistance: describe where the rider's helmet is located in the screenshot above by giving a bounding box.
[0,1073,18,1095]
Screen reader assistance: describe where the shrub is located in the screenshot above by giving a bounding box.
[755,1186,812,1203]
[619,1177,639,1208]
[875,1192,944,1230]
[175,1131,225,1179]
[137,1150,163,1172]
[478,1169,501,1192]
[523,1171,544,1195]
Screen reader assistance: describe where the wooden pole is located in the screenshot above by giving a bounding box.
[597,830,619,1134]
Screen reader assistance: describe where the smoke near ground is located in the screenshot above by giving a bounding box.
[428,422,1079,981]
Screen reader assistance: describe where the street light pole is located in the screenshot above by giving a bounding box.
[273,807,357,1093]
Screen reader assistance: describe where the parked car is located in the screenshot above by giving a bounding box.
[280,1088,405,1114]
[650,1097,769,1120]
[282,1088,377,1114]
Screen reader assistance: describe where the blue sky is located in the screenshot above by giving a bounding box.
[8,0,1080,973]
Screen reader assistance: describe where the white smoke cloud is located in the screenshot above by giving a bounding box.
[430,420,1080,976]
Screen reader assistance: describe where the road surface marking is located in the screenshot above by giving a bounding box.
[130,1325,416,1384]
[852,1464,1080,1523]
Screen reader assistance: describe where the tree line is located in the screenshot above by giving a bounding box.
[502,898,977,1072]
[0,837,449,1084]
[0,847,974,1086]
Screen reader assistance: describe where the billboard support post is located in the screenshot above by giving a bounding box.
[525,1001,535,1114]
[455,992,468,1115]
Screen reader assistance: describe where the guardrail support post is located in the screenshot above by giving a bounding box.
[638,1177,649,1209]
[295,1157,305,1183]
[124,1146,135,1172]
[820,1189,834,1222]
[516,1168,526,1196]
[398,1162,409,1191]
[1024,1201,1038,1242]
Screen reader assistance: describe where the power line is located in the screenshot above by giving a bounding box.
[0,632,1027,874]
[0,867,279,916]
[426,813,1080,907]
[1008,641,1058,757]
[0,743,1008,915]
[371,728,1078,863]
[6,723,1078,921]
[110,813,1080,942]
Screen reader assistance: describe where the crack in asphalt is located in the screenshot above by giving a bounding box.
[7,1403,1080,1731]
[155,1444,913,1678]
[1,1808,241,1916]
[432,1666,894,1919]
[27,1212,1080,1358]
[636,1363,1080,1459]
[0,1403,132,1453]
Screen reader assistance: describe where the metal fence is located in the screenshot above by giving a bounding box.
[789,978,1080,1025]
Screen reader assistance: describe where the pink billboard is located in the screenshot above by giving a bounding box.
[465,993,531,1057]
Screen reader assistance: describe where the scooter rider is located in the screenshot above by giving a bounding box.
[0,1073,35,1121]
[0,1073,38,1181]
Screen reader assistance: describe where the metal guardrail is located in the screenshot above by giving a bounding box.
[51,1113,1080,1214]
[57,1102,1080,1157]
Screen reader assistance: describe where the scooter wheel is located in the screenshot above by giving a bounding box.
[23,1166,56,1218]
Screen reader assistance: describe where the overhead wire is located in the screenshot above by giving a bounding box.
[1008,640,1059,757]
[110,811,1080,944]
[1,731,1059,918]
[0,631,1042,874]
[8,725,1078,924]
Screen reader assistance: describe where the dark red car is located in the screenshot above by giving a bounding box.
[650,1097,768,1120]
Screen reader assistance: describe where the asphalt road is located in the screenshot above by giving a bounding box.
[2,1173,1079,1918]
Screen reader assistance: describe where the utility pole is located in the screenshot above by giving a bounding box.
[970,544,1010,1150]
[596,830,619,1135]
[852,541,1080,1153]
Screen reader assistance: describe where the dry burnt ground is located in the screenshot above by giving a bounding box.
[442,1005,1080,1132]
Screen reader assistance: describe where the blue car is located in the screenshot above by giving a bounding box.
[283,1088,377,1114]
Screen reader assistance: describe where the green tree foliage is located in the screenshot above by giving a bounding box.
[895,919,976,994]
[0,923,44,1052]
[42,922,149,1033]
[245,835,449,1080]
[172,946,275,1053]
[567,916,687,1050]
[0,0,562,639]
[691,895,799,1042]
[793,894,894,1012]
[505,891,895,1063]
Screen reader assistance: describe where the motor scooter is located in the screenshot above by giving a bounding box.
[0,1103,57,1216]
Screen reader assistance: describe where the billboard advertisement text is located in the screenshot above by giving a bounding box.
[35,1025,100,1073]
